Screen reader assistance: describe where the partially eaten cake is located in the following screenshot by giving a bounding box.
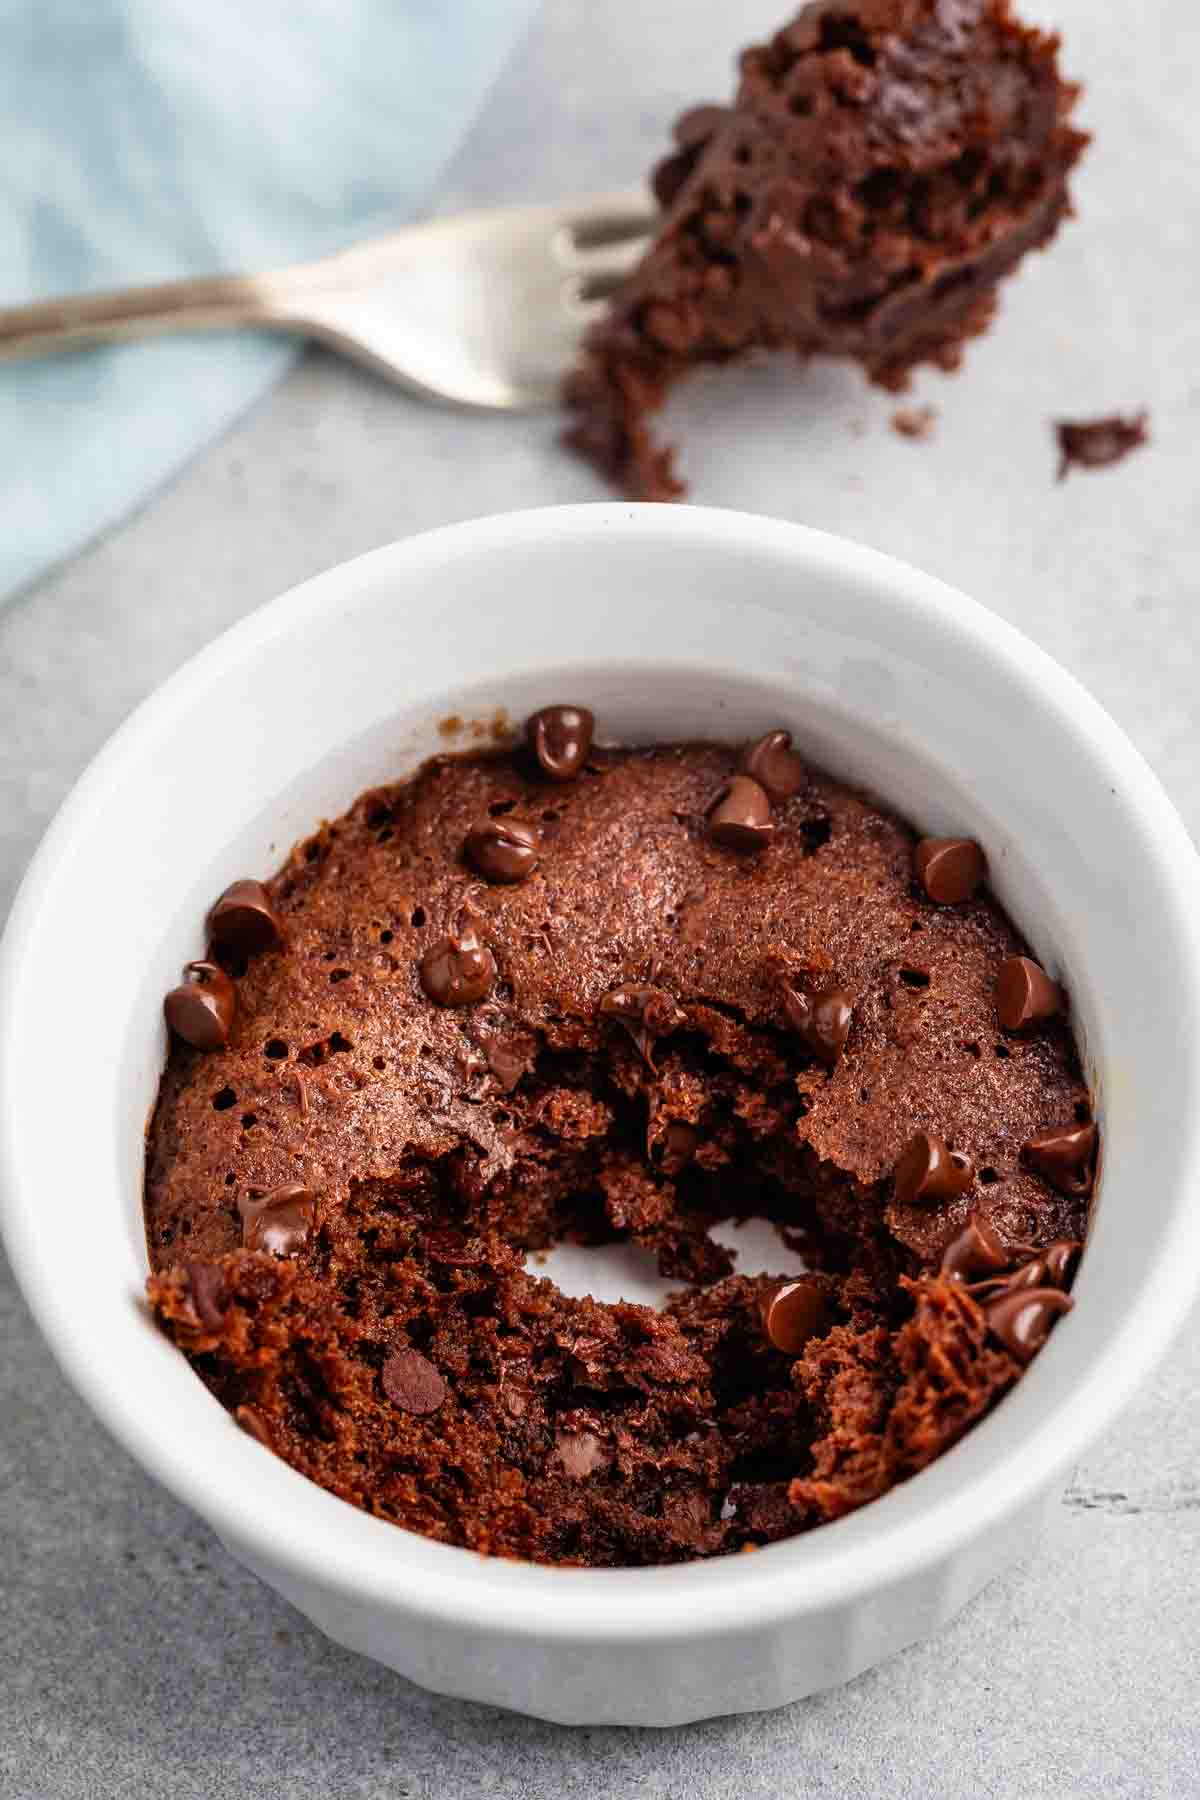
[565,0,1088,499]
[146,709,1094,1566]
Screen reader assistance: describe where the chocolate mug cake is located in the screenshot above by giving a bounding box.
[146,707,1092,1567]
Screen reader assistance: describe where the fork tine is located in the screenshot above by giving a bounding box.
[552,190,655,278]
[562,269,630,313]
[556,230,649,286]
[562,293,615,330]
[566,209,657,253]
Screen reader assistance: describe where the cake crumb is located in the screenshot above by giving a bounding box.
[891,407,936,441]
[1055,412,1149,480]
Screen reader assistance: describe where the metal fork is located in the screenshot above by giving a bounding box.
[0,186,654,411]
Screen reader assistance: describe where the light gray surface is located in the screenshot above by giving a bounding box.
[3,2,1199,1794]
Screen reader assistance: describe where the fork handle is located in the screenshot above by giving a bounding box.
[0,266,314,361]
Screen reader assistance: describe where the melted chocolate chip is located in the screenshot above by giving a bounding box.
[599,983,686,1069]
[940,1215,1010,1282]
[164,961,236,1051]
[708,775,773,851]
[184,1260,229,1331]
[914,837,987,904]
[1022,1122,1097,1195]
[893,1132,975,1207]
[234,1404,274,1449]
[1042,1239,1083,1287]
[381,1348,446,1415]
[464,819,539,884]
[650,1117,700,1175]
[419,918,496,1007]
[763,1279,828,1354]
[985,1287,1073,1362]
[238,1184,317,1258]
[207,879,284,956]
[526,704,595,781]
[741,730,805,803]
[663,1120,699,1171]
[995,956,1064,1031]
[782,983,853,1067]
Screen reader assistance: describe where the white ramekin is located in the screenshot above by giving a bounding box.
[4,505,1200,1727]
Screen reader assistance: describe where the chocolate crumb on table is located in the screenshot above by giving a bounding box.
[146,712,1093,1567]
[563,0,1088,500]
[1055,412,1149,479]
[892,407,936,441]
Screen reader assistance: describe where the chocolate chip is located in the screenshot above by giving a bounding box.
[207,879,284,956]
[741,730,805,803]
[184,1260,229,1331]
[164,961,236,1051]
[526,704,594,781]
[649,1116,701,1174]
[893,1132,975,1206]
[419,916,496,1007]
[381,1348,446,1415]
[663,1120,699,1171]
[238,1184,316,1258]
[763,1279,828,1354]
[708,775,773,851]
[235,1405,274,1449]
[984,1287,1073,1362]
[782,983,853,1067]
[914,837,987,904]
[1022,1121,1097,1195]
[1001,1257,1049,1293]
[464,818,539,884]
[995,956,1063,1031]
[940,1215,1010,1281]
[600,982,686,1069]
[1042,1239,1083,1287]
[554,1429,610,1478]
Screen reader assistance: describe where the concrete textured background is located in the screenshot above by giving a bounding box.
[3,2,1198,1793]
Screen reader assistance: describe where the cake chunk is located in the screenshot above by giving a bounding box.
[564,0,1088,498]
[144,723,1093,1567]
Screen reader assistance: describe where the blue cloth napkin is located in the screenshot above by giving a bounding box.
[0,0,536,602]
